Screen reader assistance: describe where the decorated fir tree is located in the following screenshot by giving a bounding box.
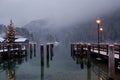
[5,20,16,43]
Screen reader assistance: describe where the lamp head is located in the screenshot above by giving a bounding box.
[96,19,101,24]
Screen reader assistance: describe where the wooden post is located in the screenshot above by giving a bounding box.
[80,44,84,58]
[19,44,22,57]
[76,44,79,55]
[50,43,54,60]
[46,44,49,68]
[92,44,94,52]
[8,44,11,57]
[34,43,36,57]
[119,45,120,59]
[87,44,91,68]
[3,43,5,53]
[108,45,115,80]
[24,44,28,55]
[40,44,44,66]
[106,45,109,55]
[30,44,33,54]
[30,44,32,59]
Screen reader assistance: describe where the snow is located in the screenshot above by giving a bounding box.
[15,38,27,42]
[0,37,4,42]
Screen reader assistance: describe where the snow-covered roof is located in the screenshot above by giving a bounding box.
[15,35,23,38]
[15,38,27,42]
[0,37,4,42]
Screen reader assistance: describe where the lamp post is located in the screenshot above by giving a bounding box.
[99,27,103,43]
[96,19,101,54]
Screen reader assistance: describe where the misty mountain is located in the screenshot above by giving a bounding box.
[23,9,120,43]
[23,19,49,33]
[0,24,33,40]
[24,19,57,43]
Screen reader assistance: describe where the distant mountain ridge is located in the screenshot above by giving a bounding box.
[23,19,49,33]
[23,9,120,43]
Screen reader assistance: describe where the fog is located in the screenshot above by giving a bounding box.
[0,0,120,27]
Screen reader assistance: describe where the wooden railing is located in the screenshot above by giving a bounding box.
[71,43,120,59]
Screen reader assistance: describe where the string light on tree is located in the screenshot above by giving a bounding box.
[5,20,16,43]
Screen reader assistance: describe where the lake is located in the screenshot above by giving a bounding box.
[0,43,120,80]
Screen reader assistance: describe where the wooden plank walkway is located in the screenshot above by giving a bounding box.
[71,43,120,60]
[0,47,25,53]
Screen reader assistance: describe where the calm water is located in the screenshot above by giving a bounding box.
[0,43,120,80]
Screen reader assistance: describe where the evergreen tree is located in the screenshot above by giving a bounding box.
[5,20,16,43]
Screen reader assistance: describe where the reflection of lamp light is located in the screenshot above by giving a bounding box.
[99,75,103,80]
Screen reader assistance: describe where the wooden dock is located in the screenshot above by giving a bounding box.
[71,43,120,80]
[71,43,120,60]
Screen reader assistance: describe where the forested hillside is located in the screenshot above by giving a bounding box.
[23,9,120,43]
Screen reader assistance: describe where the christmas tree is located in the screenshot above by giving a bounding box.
[5,20,16,43]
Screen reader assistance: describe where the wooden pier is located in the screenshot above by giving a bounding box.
[71,43,120,80]
[0,43,28,59]
[71,43,120,60]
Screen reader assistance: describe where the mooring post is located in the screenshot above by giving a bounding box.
[50,43,54,60]
[40,44,44,66]
[107,45,109,55]
[87,44,91,68]
[7,44,10,57]
[119,45,120,59]
[30,44,33,59]
[92,44,94,52]
[25,44,28,56]
[108,45,115,80]
[30,44,33,54]
[80,44,84,58]
[19,44,22,57]
[3,43,5,52]
[46,44,49,68]
[76,44,79,54]
[34,43,36,57]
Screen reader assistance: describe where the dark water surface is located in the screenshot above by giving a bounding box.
[0,43,120,80]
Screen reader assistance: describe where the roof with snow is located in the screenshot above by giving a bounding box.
[0,37,4,42]
[15,38,28,43]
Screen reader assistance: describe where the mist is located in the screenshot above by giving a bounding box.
[0,0,120,27]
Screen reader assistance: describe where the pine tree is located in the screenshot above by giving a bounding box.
[5,20,16,43]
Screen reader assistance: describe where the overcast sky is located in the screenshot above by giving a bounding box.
[0,0,120,27]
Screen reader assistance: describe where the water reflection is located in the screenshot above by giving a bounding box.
[0,54,28,80]
[40,43,54,80]
[0,43,37,80]
[71,45,108,80]
[41,64,44,80]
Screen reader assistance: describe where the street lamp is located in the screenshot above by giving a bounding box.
[99,27,103,43]
[96,18,101,54]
